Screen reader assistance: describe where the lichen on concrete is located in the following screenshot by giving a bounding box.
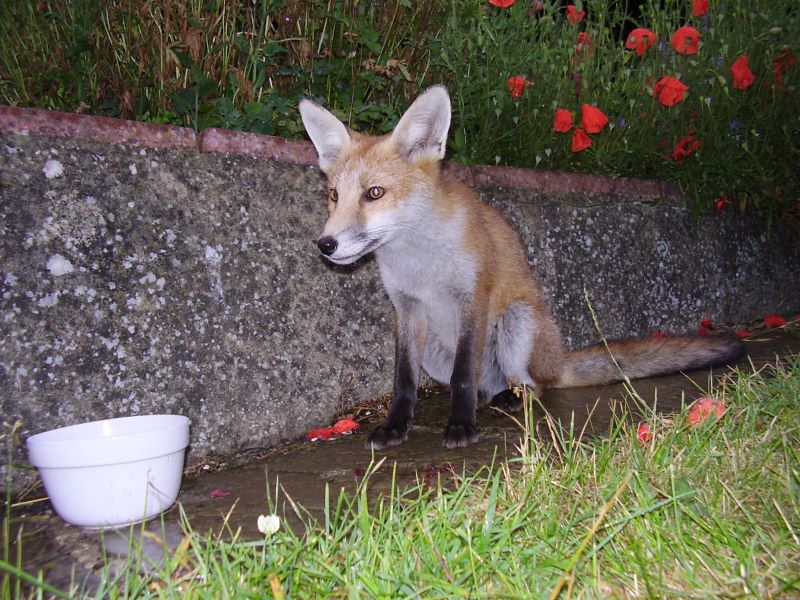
[0,134,393,476]
[483,187,799,349]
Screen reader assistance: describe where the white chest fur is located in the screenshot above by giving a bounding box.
[375,207,476,351]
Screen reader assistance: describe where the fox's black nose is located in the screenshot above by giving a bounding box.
[317,236,338,256]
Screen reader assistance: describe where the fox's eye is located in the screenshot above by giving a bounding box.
[366,186,385,201]
[328,188,338,203]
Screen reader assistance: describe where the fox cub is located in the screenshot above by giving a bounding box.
[299,86,743,450]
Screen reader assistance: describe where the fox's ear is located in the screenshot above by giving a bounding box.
[390,85,451,163]
[298,99,350,173]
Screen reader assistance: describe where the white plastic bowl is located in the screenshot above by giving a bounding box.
[26,415,190,529]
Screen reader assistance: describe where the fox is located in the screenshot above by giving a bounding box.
[298,85,744,450]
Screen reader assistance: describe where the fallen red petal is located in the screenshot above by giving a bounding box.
[332,417,359,434]
[637,422,653,443]
[688,397,727,426]
[210,488,232,498]
[305,426,336,440]
[764,314,786,328]
[697,318,713,336]
[735,330,753,338]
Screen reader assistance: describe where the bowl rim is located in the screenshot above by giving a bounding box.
[26,414,190,468]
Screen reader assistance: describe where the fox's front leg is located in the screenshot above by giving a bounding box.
[366,300,425,450]
[443,307,486,449]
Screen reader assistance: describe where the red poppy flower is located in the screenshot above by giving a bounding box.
[507,75,528,100]
[489,0,516,6]
[654,76,688,106]
[571,128,592,152]
[576,32,594,58]
[773,48,795,85]
[637,422,653,443]
[764,314,786,328]
[671,25,700,55]
[715,194,729,214]
[553,108,574,133]
[581,104,608,134]
[691,0,708,16]
[687,397,727,426]
[625,28,656,57]
[565,4,585,24]
[731,55,756,90]
[671,134,701,162]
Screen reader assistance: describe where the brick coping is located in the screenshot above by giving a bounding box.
[0,105,681,200]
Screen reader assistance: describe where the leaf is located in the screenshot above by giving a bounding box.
[244,102,264,117]
[262,42,288,60]
[358,28,382,54]
[173,50,196,70]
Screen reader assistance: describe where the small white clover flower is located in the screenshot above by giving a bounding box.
[257,514,281,537]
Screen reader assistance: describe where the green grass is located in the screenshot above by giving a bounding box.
[0,0,798,219]
[4,354,799,598]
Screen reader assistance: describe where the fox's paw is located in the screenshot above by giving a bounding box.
[442,422,479,449]
[488,389,524,415]
[366,423,409,450]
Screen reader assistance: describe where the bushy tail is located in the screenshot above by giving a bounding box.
[554,335,745,388]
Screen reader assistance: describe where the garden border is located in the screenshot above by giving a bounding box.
[0,105,682,200]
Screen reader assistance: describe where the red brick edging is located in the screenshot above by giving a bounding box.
[0,105,681,200]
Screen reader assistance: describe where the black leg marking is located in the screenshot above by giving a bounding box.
[366,355,416,450]
[443,319,481,448]
[367,303,422,451]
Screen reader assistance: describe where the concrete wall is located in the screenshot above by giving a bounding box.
[1,107,798,466]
